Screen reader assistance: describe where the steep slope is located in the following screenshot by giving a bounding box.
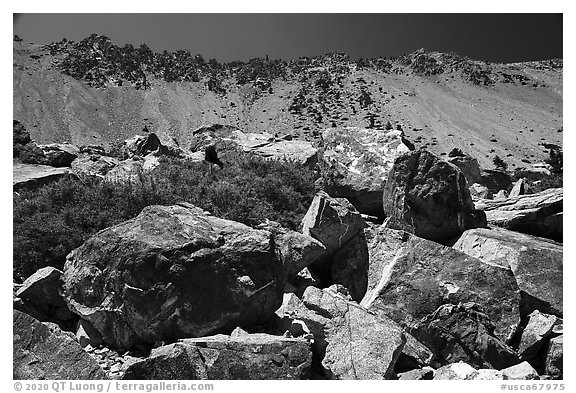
[13,38,562,169]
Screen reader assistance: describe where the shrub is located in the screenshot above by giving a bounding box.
[493,155,508,171]
[13,151,318,281]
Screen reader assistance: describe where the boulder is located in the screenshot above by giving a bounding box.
[103,158,145,183]
[13,120,31,146]
[13,163,71,192]
[38,143,79,167]
[474,188,562,242]
[257,220,327,281]
[62,203,286,350]
[15,266,74,325]
[453,227,562,316]
[190,125,318,166]
[494,189,509,200]
[318,127,412,216]
[121,133,164,158]
[468,369,507,380]
[382,149,487,244]
[13,310,106,380]
[501,361,540,380]
[509,178,527,197]
[518,311,559,361]
[447,151,482,185]
[71,154,120,177]
[480,169,512,194]
[545,336,563,378]
[301,191,368,301]
[397,367,435,380]
[433,362,476,380]
[469,183,492,199]
[411,303,520,369]
[278,287,408,379]
[362,228,521,343]
[123,333,312,380]
[76,318,104,348]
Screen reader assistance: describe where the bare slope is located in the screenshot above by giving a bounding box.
[13,40,562,169]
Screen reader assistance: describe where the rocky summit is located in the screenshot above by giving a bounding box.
[13,33,562,380]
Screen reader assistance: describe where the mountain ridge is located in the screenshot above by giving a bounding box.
[13,35,563,169]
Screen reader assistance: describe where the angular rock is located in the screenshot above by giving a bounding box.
[13,163,71,192]
[257,220,327,281]
[13,310,106,380]
[38,143,79,167]
[469,183,492,199]
[15,266,74,325]
[103,157,145,183]
[468,369,507,380]
[279,287,407,379]
[71,154,120,177]
[545,335,563,378]
[318,127,412,216]
[397,367,435,380]
[411,303,520,369]
[362,228,521,343]
[383,149,487,244]
[123,333,312,380]
[447,151,482,185]
[304,287,406,379]
[474,188,563,242]
[453,227,562,316]
[502,361,540,380]
[62,203,286,350]
[518,311,559,360]
[494,189,509,200]
[76,318,104,348]
[121,133,165,158]
[510,178,527,197]
[433,362,476,380]
[301,192,368,301]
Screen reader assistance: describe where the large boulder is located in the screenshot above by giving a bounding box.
[361,228,521,343]
[301,191,368,301]
[13,310,106,379]
[382,149,486,243]
[474,188,562,242]
[453,227,562,316]
[280,286,407,379]
[15,267,74,327]
[517,310,560,361]
[190,125,318,166]
[447,149,482,185]
[38,143,79,167]
[411,303,520,369]
[318,127,412,216]
[62,203,287,350]
[545,335,563,379]
[123,333,312,380]
[13,162,71,192]
[71,154,120,177]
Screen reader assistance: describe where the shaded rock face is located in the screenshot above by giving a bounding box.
[279,287,407,379]
[411,303,520,369]
[453,228,562,316]
[481,169,512,194]
[362,228,521,344]
[15,267,75,328]
[545,336,563,378]
[123,334,312,380]
[38,143,79,167]
[13,310,106,380]
[517,311,560,361]
[13,120,31,146]
[301,191,368,301]
[318,127,412,216]
[383,149,487,244]
[447,152,481,185]
[62,203,286,350]
[474,188,563,242]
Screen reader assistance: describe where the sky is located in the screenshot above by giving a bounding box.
[13,13,563,63]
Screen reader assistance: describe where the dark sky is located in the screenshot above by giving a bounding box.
[13,14,563,62]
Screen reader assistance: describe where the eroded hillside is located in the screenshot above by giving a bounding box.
[13,36,562,169]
